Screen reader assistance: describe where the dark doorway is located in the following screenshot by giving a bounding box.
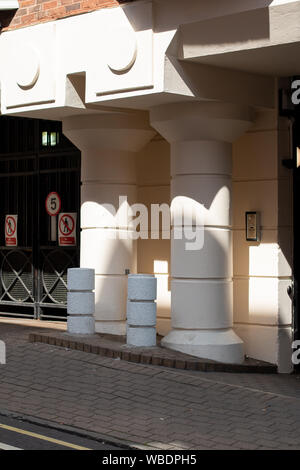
[293,111,300,348]
[0,116,81,320]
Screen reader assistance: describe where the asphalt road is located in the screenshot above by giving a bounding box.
[0,415,122,450]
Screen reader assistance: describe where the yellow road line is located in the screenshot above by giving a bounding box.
[0,423,91,450]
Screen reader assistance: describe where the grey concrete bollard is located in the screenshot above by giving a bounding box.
[127,274,157,347]
[67,268,95,335]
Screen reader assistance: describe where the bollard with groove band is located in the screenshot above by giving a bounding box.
[127,274,157,346]
[67,268,95,335]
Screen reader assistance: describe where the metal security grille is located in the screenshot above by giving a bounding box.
[0,116,81,320]
[0,249,33,303]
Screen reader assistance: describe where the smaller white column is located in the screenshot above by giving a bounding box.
[127,274,157,346]
[67,268,95,335]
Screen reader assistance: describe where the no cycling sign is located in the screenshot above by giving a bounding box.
[5,215,18,247]
[58,213,77,246]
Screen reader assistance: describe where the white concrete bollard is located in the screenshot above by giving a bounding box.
[67,268,95,335]
[127,274,157,347]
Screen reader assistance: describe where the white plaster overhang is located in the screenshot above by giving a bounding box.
[0,1,19,10]
[0,0,280,119]
[178,1,300,76]
[0,1,157,118]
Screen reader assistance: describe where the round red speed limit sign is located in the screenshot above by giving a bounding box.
[45,192,61,216]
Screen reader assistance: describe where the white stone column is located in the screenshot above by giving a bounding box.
[150,102,253,363]
[63,114,155,335]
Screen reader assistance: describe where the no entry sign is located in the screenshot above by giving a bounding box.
[5,215,18,247]
[45,192,61,216]
[58,213,77,246]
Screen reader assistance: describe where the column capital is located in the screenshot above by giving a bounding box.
[63,112,155,153]
[150,101,254,143]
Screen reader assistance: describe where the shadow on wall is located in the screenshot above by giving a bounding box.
[81,183,232,334]
[231,115,293,370]
[149,0,274,34]
[179,7,271,48]
[233,233,293,371]
[233,240,292,323]
[277,116,294,371]
[80,198,135,327]
[79,143,293,369]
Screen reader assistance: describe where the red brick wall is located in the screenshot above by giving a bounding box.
[1,0,133,31]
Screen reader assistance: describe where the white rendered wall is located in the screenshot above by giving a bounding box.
[232,109,293,372]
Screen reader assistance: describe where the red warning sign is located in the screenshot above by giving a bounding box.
[58,213,76,246]
[45,192,61,216]
[5,215,18,247]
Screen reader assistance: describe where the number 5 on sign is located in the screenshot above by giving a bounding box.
[45,192,61,242]
[45,192,61,216]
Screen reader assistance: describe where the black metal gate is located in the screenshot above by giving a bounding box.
[0,116,81,320]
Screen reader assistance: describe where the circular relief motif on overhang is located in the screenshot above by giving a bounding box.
[106,27,137,74]
[15,45,40,89]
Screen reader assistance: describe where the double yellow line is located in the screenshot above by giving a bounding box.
[0,423,91,450]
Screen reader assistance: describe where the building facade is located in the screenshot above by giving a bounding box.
[0,0,299,372]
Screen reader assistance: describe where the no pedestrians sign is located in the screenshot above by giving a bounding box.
[5,215,18,247]
[58,213,77,246]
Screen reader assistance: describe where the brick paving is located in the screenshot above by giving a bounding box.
[28,330,276,373]
[0,319,300,450]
